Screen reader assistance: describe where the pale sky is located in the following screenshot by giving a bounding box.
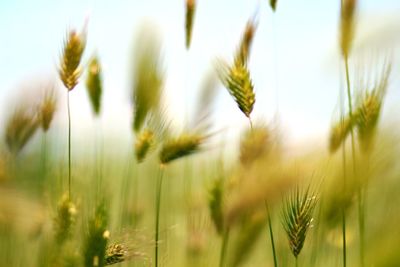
[0,0,399,152]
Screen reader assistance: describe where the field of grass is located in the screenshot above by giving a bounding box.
[1,0,400,267]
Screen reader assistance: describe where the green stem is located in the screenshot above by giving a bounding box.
[155,167,165,267]
[341,116,347,267]
[344,56,363,267]
[41,133,47,187]
[295,257,298,267]
[219,227,230,267]
[266,201,278,267]
[67,91,72,199]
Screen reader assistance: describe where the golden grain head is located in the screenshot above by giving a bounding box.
[340,0,357,58]
[282,185,317,258]
[185,0,196,49]
[329,115,354,154]
[39,85,58,132]
[86,56,103,115]
[159,134,203,164]
[218,60,255,118]
[5,106,40,154]
[355,61,391,152]
[135,129,155,163]
[59,29,86,91]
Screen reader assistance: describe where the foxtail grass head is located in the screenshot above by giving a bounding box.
[282,185,317,258]
[218,61,255,118]
[340,0,357,58]
[86,55,103,116]
[5,106,39,154]
[185,0,196,49]
[135,129,155,163]
[59,29,87,91]
[355,61,391,153]
[159,133,204,165]
[39,84,58,132]
[217,19,257,119]
[329,115,354,154]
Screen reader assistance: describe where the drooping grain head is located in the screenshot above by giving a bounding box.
[185,0,196,49]
[270,0,278,12]
[329,114,354,154]
[240,125,270,166]
[86,56,103,116]
[132,26,164,133]
[5,106,40,154]
[218,60,255,118]
[83,202,109,267]
[340,0,357,58]
[208,177,224,235]
[54,193,77,245]
[282,186,317,258]
[217,19,257,119]
[135,129,155,163]
[39,85,58,132]
[159,134,203,164]
[355,62,391,153]
[59,29,86,91]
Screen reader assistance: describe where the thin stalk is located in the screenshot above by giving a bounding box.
[67,91,72,199]
[155,167,165,267]
[341,130,347,267]
[41,133,47,184]
[219,227,230,267]
[344,56,363,267]
[265,201,278,267]
[295,257,298,267]
[132,163,139,228]
[248,117,253,131]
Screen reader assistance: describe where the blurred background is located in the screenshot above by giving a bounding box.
[1,0,399,150]
[1,1,400,267]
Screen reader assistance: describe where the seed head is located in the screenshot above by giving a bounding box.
[135,129,155,163]
[340,0,357,58]
[59,29,86,91]
[86,56,103,115]
[282,186,317,258]
[159,134,203,164]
